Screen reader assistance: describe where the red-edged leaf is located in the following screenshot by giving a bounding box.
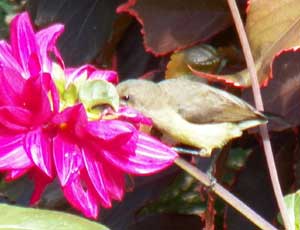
[117,0,233,55]
[191,0,300,88]
[243,48,300,130]
[189,66,251,88]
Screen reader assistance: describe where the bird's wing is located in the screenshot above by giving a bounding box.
[158,77,265,124]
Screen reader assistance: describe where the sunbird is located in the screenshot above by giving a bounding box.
[117,77,267,157]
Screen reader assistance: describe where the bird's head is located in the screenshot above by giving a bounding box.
[117,79,165,112]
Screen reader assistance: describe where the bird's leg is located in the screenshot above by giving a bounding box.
[172,146,200,155]
[206,149,221,191]
[206,150,219,174]
[173,146,218,190]
[172,146,213,158]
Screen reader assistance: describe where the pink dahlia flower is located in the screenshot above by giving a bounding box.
[0,12,177,219]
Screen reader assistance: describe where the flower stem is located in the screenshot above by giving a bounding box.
[226,1,292,229]
[175,157,278,230]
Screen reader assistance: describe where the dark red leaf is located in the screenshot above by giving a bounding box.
[127,214,204,230]
[243,48,300,130]
[27,0,121,66]
[100,167,179,229]
[117,0,233,55]
[116,21,166,81]
[225,131,296,229]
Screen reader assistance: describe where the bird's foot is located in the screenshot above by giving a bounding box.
[198,148,213,157]
[207,173,217,192]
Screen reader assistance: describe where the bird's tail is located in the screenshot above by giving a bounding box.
[237,119,267,130]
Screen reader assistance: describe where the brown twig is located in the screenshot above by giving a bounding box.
[226,0,292,229]
[175,158,278,230]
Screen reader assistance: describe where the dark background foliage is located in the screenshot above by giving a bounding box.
[0,0,299,229]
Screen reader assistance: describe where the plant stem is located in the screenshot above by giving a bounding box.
[175,158,278,230]
[226,0,292,229]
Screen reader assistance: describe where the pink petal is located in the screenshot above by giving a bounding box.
[88,120,135,142]
[89,69,118,84]
[5,168,29,181]
[52,104,88,137]
[39,72,60,113]
[63,176,99,219]
[27,52,41,77]
[117,106,153,127]
[65,65,118,85]
[89,121,139,161]
[101,133,177,175]
[0,66,26,106]
[65,65,95,85]
[0,106,32,131]
[22,73,54,123]
[53,134,83,186]
[36,23,64,72]
[29,169,53,204]
[137,133,178,161]
[10,12,40,78]
[82,148,111,207]
[0,40,23,73]
[0,134,32,169]
[24,129,53,178]
[102,162,124,201]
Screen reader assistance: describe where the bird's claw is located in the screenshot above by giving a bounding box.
[207,173,217,192]
[198,148,213,157]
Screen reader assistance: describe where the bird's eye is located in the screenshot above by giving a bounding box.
[121,95,130,101]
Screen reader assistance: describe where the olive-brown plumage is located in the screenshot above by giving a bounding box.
[117,77,266,156]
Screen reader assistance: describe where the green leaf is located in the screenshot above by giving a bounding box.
[279,190,300,230]
[0,0,14,13]
[0,0,16,39]
[52,63,67,96]
[284,190,300,230]
[78,79,119,119]
[0,204,109,230]
[62,83,78,108]
[226,148,252,170]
